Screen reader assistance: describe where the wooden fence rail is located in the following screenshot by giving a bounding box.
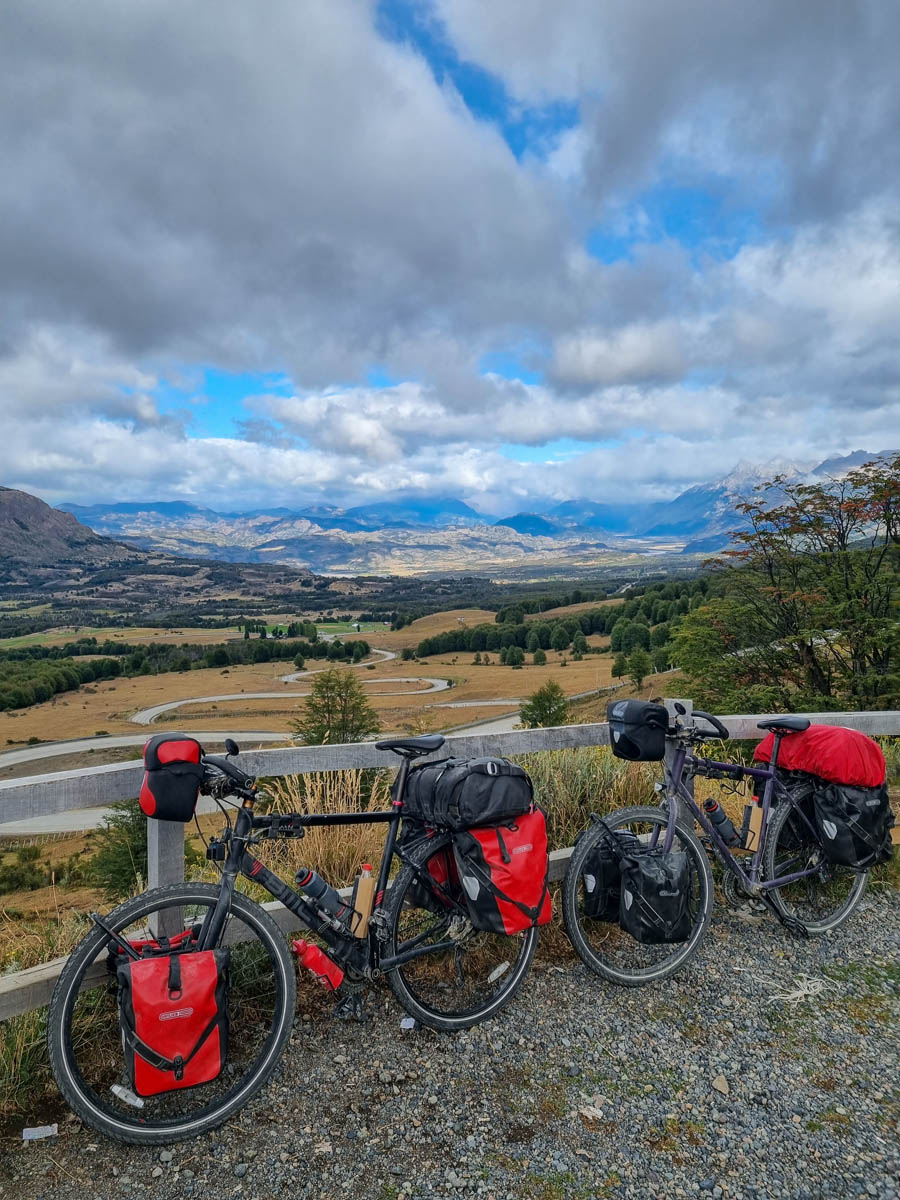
[1,705,897,1022]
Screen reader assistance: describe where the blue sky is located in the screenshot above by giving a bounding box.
[2,0,898,511]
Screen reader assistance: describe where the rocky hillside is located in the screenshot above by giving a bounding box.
[0,486,142,568]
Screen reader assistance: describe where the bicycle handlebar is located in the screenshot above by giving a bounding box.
[691,710,730,740]
[202,753,257,794]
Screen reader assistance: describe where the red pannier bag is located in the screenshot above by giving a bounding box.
[116,949,229,1097]
[140,733,205,821]
[452,809,552,935]
[753,724,886,787]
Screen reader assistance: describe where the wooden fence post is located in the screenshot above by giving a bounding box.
[147,820,185,937]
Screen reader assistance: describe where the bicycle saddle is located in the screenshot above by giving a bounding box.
[375,734,446,758]
[756,716,811,734]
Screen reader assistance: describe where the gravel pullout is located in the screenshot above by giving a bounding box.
[1,890,897,1200]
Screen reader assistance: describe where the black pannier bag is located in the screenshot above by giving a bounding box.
[619,848,692,944]
[140,733,205,821]
[607,700,668,762]
[579,827,642,921]
[452,809,552,935]
[812,780,893,870]
[400,756,534,830]
[117,947,229,1097]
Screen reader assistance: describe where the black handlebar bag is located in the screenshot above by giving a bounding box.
[607,701,668,761]
[140,733,205,821]
[117,948,230,1097]
[618,848,692,944]
[400,757,533,830]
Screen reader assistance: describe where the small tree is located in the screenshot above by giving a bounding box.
[294,653,305,670]
[473,651,482,664]
[519,681,569,728]
[550,626,569,652]
[612,652,628,680]
[89,800,148,900]
[526,630,540,653]
[400,647,416,661]
[628,647,653,691]
[506,646,525,668]
[533,648,547,665]
[572,632,588,654]
[292,667,381,745]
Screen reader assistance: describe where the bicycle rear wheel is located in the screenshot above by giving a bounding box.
[764,800,868,934]
[562,806,713,987]
[48,884,296,1144]
[384,832,538,1031]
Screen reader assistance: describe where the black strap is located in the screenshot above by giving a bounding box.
[122,1009,221,1081]
[168,954,182,998]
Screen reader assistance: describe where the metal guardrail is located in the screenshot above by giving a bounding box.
[1,704,897,1021]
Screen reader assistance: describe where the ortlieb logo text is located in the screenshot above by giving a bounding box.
[159,1007,194,1021]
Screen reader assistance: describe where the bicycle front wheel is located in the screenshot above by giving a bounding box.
[764,800,868,934]
[48,883,296,1144]
[384,832,538,1031]
[562,806,714,987]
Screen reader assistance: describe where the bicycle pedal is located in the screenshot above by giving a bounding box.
[333,990,369,1022]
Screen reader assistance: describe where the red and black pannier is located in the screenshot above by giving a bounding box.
[116,948,230,1097]
[397,822,461,912]
[452,809,552,935]
[754,724,893,870]
[140,733,205,821]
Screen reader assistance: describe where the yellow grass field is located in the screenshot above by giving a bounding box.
[0,624,244,650]
[524,598,622,620]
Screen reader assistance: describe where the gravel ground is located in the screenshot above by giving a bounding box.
[1,888,898,1200]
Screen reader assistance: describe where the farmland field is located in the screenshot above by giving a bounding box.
[0,607,651,752]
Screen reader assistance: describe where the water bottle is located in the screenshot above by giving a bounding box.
[353,863,376,939]
[295,868,353,926]
[702,798,740,846]
[292,939,344,991]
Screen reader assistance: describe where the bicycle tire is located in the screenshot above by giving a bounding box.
[384,831,538,1031]
[48,883,296,1145]
[763,799,868,934]
[562,805,714,987]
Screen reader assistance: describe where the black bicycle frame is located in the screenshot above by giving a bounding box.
[199,755,464,976]
[661,741,823,890]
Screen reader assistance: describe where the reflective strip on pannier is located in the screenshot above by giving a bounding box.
[117,948,229,1097]
[607,700,668,762]
[399,757,534,830]
[452,809,552,935]
[140,733,205,821]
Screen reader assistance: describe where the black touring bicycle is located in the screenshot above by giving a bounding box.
[48,733,551,1144]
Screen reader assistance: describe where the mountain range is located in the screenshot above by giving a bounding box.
[52,449,892,576]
